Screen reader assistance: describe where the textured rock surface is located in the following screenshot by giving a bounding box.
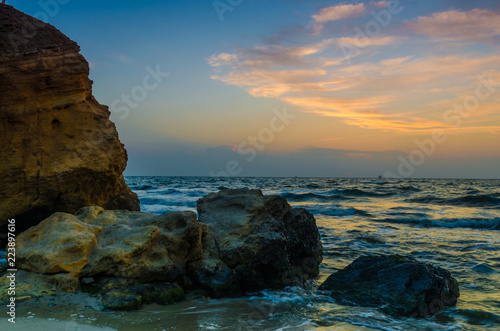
[3,189,323,310]
[16,206,205,282]
[0,5,139,232]
[16,213,101,275]
[319,254,460,318]
[197,189,323,290]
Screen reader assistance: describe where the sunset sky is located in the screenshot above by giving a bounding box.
[14,0,500,178]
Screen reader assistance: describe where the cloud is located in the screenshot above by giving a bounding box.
[337,35,400,48]
[208,4,500,134]
[208,53,238,66]
[410,9,500,43]
[371,1,389,8]
[312,3,366,23]
[380,56,413,66]
[312,3,366,33]
[282,96,446,132]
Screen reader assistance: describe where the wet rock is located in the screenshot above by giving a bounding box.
[186,223,239,297]
[102,292,143,311]
[0,270,79,304]
[197,189,323,290]
[84,278,184,310]
[319,254,460,317]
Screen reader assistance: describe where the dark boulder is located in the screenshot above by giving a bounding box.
[319,254,460,317]
[197,189,323,291]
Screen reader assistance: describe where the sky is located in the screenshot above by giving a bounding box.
[11,0,500,178]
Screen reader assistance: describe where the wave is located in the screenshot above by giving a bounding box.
[140,196,197,207]
[341,188,394,197]
[314,207,371,217]
[397,185,421,192]
[130,185,155,190]
[280,192,343,202]
[407,194,500,207]
[374,217,500,230]
[281,188,393,202]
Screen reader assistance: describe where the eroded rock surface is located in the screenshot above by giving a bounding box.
[0,5,139,232]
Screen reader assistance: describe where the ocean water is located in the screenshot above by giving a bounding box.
[5,177,500,330]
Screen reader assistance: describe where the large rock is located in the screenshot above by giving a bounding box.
[3,190,323,310]
[197,189,323,290]
[17,206,205,282]
[0,5,139,233]
[318,254,460,318]
[16,213,101,275]
[6,206,206,309]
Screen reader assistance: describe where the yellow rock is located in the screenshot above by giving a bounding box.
[16,213,100,275]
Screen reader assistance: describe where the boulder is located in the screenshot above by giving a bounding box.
[0,5,139,234]
[4,189,323,310]
[17,206,206,282]
[197,189,323,290]
[7,206,205,309]
[16,213,101,275]
[318,254,460,317]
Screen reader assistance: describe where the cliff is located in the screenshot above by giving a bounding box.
[0,5,140,232]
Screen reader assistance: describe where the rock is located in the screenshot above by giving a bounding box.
[10,189,323,310]
[186,223,240,297]
[78,208,204,282]
[102,292,143,311]
[0,5,139,233]
[16,213,101,275]
[16,206,205,283]
[82,278,185,311]
[197,189,323,290]
[0,270,79,305]
[13,207,200,309]
[318,254,460,318]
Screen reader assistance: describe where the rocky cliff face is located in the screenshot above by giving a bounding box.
[0,5,140,231]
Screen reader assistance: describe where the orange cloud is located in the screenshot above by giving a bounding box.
[337,35,400,48]
[208,53,238,66]
[380,56,413,66]
[208,5,500,135]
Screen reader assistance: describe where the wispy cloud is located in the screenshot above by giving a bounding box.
[208,53,238,66]
[371,1,389,8]
[312,3,366,34]
[409,9,500,43]
[208,4,500,134]
[380,56,413,66]
[337,35,400,48]
[312,3,366,23]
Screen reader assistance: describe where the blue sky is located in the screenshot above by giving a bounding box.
[11,0,500,178]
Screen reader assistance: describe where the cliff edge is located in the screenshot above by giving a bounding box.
[0,5,140,231]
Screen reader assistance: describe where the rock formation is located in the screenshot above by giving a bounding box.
[319,254,460,317]
[0,189,323,310]
[197,189,323,290]
[0,5,139,232]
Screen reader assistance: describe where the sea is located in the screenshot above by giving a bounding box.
[3,177,500,330]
